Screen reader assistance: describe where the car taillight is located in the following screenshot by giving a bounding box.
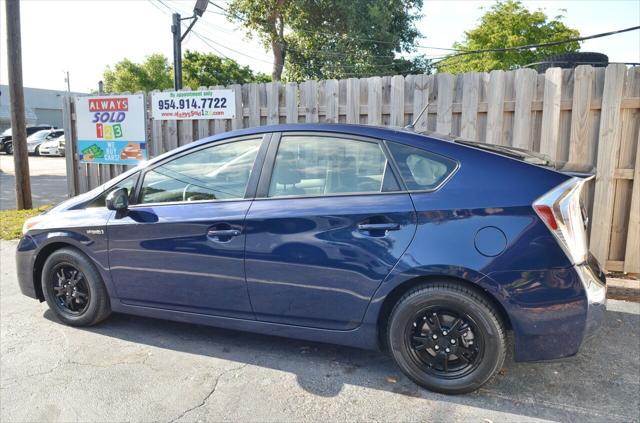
[533,177,592,265]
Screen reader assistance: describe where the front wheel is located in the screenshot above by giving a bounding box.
[5,142,12,155]
[41,248,111,326]
[387,281,506,394]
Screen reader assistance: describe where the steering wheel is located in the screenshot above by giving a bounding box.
[182,183,216,201]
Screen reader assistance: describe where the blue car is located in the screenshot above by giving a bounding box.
[17,124,606,394]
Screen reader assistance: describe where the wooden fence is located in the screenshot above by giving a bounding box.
[62,64,640,273]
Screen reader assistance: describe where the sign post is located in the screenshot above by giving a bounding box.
[75,94,147,165]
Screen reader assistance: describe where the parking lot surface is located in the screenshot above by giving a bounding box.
[0,155,68,210]
[1,239,639,422]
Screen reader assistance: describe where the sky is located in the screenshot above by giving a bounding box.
[0,0,638,92]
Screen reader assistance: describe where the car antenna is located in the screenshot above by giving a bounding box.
[405,101,430,131]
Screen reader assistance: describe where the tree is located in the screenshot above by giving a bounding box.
[436,0,580,73]
[103,54,173,93]
[182,50,270,89]
[102,52,269,93]
[227,0,428,81]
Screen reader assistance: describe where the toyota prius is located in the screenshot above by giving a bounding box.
[17,124,606,394]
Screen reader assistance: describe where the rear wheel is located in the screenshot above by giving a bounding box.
[387,281,506,394]
[41,248,111,326]
[5,142,12,155]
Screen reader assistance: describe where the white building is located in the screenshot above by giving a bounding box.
[0,85,86,131]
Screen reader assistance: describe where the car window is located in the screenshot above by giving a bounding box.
[88,172,139,208]
[387,142,457,191]
[46,130,63,140]
[140,138,261,204]
[268,135,399,198]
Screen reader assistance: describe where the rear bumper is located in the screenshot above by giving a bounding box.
[487,257,606,362]
[577,255,607,340]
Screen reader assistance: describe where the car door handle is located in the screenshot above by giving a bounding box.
[357,223,400,232]
[207,229,241,239]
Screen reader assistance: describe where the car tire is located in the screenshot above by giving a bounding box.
[387,281,506,394]
[34,145,40,156]
[5,143,12,155]
[41,247,111,326]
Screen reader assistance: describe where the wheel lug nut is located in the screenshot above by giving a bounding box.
[434,345,439,350]
[451,339,456,344]
[432,334,438,339]
[445,348,450,353]
[442,331,448,336]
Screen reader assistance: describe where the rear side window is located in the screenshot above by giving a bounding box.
[268,135,399,198]
[387,142,457,191]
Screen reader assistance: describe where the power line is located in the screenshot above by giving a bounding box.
[433,25,640,66]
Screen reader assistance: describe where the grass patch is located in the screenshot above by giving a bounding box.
[0,205,51,240]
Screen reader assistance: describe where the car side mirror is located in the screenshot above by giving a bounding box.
[106,188,129,212]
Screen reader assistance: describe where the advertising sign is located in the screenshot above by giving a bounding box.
[151,89,235,120]
[75,94,147,165]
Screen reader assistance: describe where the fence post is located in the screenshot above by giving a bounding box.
[62,95,78,197]
[460,72,480,140]
[589,64,627,268]
[539,68,563,160]
[389,75,404,127]
[436,73,453,134]
[568,66,596,164]
[624,129,640,273]
[512,68,537,149]
[367,77,382,126]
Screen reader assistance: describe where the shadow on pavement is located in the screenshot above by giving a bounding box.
[44,305,639,422]
[0,174,68,210]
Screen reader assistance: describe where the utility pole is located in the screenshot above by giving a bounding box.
[98,80,104,95]
[5,0,32,210]
[171,0,209,90]
[172,13,183,90]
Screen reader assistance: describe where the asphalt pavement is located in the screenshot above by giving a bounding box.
[1,239,639,422]
[0,155,68,210]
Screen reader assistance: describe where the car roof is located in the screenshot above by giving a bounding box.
[140,123,461,172]
[202,123,454,141]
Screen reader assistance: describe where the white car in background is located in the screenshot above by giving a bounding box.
[39,134,65,157]
[27,129,64,155]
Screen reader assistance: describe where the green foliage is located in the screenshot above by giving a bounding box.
[103,54,173,93]
[182,50,270,89]
[227,0,429,81]
[103,52,269,93]
[0,205,50,240]
[437,0,580,73]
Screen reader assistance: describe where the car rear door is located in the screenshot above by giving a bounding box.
[244,132,417,330]
[107,135,269,319]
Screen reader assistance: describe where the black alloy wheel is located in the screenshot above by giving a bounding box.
[387,281,506,394]
[42,248,111,326]
[50,263,90,315]
[407,308,484,377]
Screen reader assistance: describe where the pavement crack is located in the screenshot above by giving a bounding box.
[168,363,248,423]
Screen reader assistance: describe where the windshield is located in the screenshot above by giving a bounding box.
[27,130,51,141]
[1,128,11,137]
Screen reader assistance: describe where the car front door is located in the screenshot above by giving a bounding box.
[107,135,267,319]
[244,133,417,330]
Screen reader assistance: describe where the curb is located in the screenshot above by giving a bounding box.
[607,277,640,302]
